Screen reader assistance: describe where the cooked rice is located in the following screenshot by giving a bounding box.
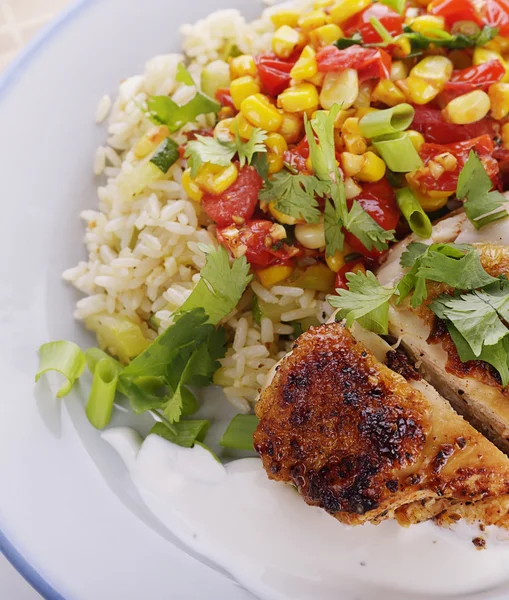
[64,2,332,409]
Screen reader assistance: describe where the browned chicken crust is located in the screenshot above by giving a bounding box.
[255,322,509,527]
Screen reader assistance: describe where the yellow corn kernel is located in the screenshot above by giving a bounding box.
[495,35,509,53]
[340,151,365,177]
[305,156,314,172]
[267,152,285,174]
[489,82,509,120]
[342,117,367,155]
[329,0,371,24]
[270,10,300,29]
[393,36,412,58]
[406,130,425,152]
[278,111,303,143]
[295,223,326,249]
[502,122,509,150]
[411,55,453,88]
[309,23,343,48]
[428,160,445,180]
[306,71,326,86]
[390,60,408,82]
[230,76,261,110]
[298,10,329,31]
[241,94,283,131]
[408,15,445,33]
[232,113,254,139]
[371,80,406,107]
[434,152,458,172]
[334,108,356,128]
[269,201,301,225]
[258,264,294,287]
[229,54,257,79]
[354,107,377,119]
[194,163,238,195]
[320,68,358,110]
[353,81,373,108]
[326,250,346,272]
[214,117,235,143]
[414,189,450,212]
[314,0,334,8]
[443,90,491,124]
[290,45,318,80]
[398,76,440,104]
[272,25,300,58]
[277,83,319,112]
[356,151,386,182]
[133,125,169,159]
[218,106,235,120]
[265,132,288,155]
[473,48,509,82]
[182,168,204,203]
[344,176,362,199]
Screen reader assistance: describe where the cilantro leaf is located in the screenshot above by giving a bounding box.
[344,200,396,252]
[177,245,252,324]
[324,198,344,258]
[150,420,209,447]
[402,24,498,53]
[304,105,341,181]
[234,127,268,168]
[400,242,428,267]
[252,152,270,184]
[457,151,508,229]
[328,270,395,334]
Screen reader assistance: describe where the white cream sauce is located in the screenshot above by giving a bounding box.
[104,428,509,600]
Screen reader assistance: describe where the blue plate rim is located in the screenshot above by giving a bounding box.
[0,1,93,598]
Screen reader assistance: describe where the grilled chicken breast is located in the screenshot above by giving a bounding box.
[254,322,509,528]
[378,212,509,453]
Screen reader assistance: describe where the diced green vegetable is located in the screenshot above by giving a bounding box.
[396,187,432,239]
[86,358,119,429]
[291,264,336,292]
[150,137,180,173]
[201,60,231,99]
[36,341,86,398]
[220,414,259,451]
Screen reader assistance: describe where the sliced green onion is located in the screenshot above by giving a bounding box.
[150,420,209,447]
[369,17,394,45]
[359,104,415,139]
[380,0,405,14]
[396,187,432,239]
[85,347,126,395]
[220,414,259,450]
[86,358,119,429]
[372,132,423,172]
[150,138,179,173]
[36,341,86,398]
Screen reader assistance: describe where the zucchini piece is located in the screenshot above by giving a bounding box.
[201,60,231,99]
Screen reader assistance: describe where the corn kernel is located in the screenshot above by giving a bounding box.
[278,111,303,143]
[390,61,408,82]
[353,81,373,108]
[488,82,509,120]
[309,23,343,48]
[393,36,411,58]
[398,76,441,104]
[306,71,326,86]
[371,80,406,107]
[269,201,302,225]
[354,107,377,119]
[232,113,254,139]
[267,152,285,174]
[214,117,235,143]
[218,106,235,120]
[411,55,453,88]
[271,10,300,29]
[473,48,509,82]
[298,10,329,31]
[314,0,334,8]
[272,25,300,58]
[502,122,509,149]
[495,35,509,53]
[428,160,445,180]
[230,54,257,79]
[406,130,425,152]
[258,264,294,288]
[265,132,288,155]
[414,189,450,212]
[305,156,313,172]
[182,169,204,203]
[230,76,260,111]
[290,45,318,80]
[278,83,319,112]
[340,152,365,176]
[334,108,356,128]
[295,223,326,249]
[408,15,445,33]
[443,90,491,124]
[434,152,457,172]
[356,151,386,182]
[329,0,371,24]
[342,117,367,155]
[326,250,346,272]
[320,68,358,110]
[195,163,238,195]
[344,176,362,199]
[133,125,169,159]
[241,94,283,131]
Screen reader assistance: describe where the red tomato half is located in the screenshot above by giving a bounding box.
[316,46,391,80]
[429,0,483,27]
[344,179,400,259]
[411,106,499,143]
[283,137,310,172]
[334,260,368,290]
[414,135,498,193]
[445,60,506,93]
[217,220,297,267]
[343,4,403,44]
[484,0,509,36]
[255,54,296,97]
[202,165,263,227]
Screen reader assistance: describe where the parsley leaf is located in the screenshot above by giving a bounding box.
[184,128,267,177]
[456,151,508,229]
[328,270,395,334]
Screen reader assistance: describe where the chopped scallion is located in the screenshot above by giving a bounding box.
[220,414,259,451]
[379,0,405,14]
[85,358,120,429]
[369,17,394,45]
[36,341,86,398]
[372,132,423,172]
[359,104,414,139]
[396,187,432,239]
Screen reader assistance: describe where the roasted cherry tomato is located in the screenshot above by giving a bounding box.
[334,259,368,290]
[217,220,298,267]
[412,135,498,193]
[344,179,400,260]
[202,165,263,227]
[255,53,296,97]
[343,4,403,44]
[215,88,235,110]
[411,106,499,143]
[484,0,509,36]
[429,0,483,27]
[445,59,506,93]
[316,46,391,81]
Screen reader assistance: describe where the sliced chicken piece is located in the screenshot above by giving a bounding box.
[254,322,509,528]
[378,213,509,453]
